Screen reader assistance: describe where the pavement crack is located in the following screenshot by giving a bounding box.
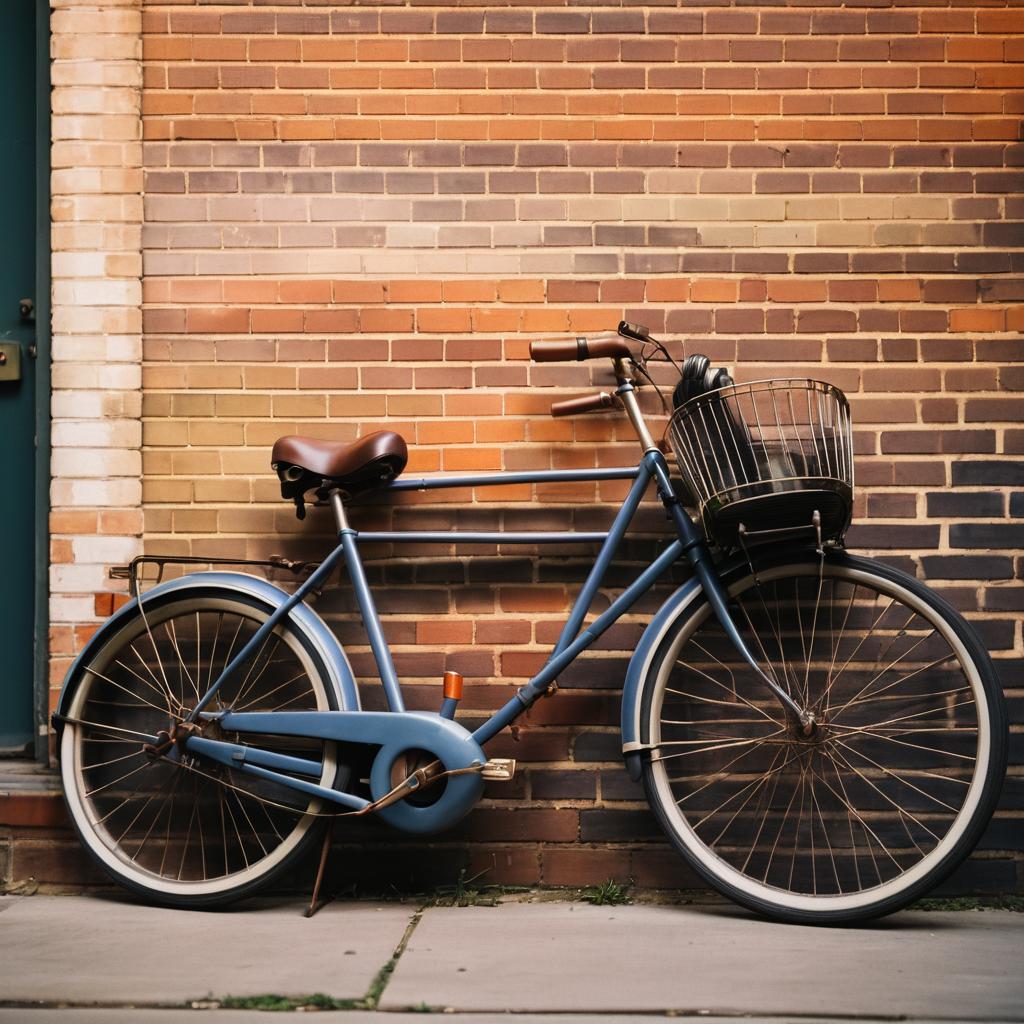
[362,906,423,1009]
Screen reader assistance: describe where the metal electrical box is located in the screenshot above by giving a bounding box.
[0,342,21,381]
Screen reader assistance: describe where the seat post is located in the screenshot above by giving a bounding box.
[329,489,350,532]
[326,486,406,713]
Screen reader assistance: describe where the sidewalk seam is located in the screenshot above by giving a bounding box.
[362,906,424,1009]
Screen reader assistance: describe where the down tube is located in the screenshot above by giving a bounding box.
[472,542,685,745]
[551,461,652,657]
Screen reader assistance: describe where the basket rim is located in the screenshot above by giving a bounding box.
[668,376,850,423]
[666,375,856,517]
[702,475,854,508]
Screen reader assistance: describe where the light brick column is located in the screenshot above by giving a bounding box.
[49,0,144,719]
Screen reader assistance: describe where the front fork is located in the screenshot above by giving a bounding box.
[613,362,812,730]
[646,452,814,732]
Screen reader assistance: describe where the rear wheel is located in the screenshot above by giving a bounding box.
[60,590,345,908]
[641,553,1007,924]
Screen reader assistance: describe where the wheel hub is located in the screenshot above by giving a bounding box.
[143,719,202,759]
[791,711,829,745]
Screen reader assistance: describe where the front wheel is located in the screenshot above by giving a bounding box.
[640,551,1007,924]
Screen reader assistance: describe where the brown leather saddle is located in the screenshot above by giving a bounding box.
[272,430,408,517]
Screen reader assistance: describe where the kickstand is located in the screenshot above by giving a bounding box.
[305,817,336,919]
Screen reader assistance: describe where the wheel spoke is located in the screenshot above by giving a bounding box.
[834,726,975,771]
[125,769,179,860]
[670,737,786,806]
[698,745,805,838]
[232,669,310,713]
[761,763,804,886]
[801,558,827,710]
[836,684,968,712]
[730,594,790,695]
[823,594,898,698]
[809,766,840,895]
[83,665,172,719]
[111,656,174,715]
[232,633,284,711]
[820,580,858,718]
[82,747,147,773]
[737,573,799,697]
[831,737,962,816]
[827,643,951,724]
[135,597,178,710]
[92,757,163,827]
[739,744,788,873]
[787,755,811,893]
[814,748,902,876]
[165,619,200,702]
[671,650,783,727]
[653,726,788,761]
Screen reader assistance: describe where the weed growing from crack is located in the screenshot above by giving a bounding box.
[582,879,632,906]
[216,993,358,1012]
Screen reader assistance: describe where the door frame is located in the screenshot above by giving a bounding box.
[32,0,50,763]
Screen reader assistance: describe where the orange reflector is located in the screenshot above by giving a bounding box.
[443,670,464,700]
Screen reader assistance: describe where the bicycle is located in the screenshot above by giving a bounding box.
[54,321,1007,924]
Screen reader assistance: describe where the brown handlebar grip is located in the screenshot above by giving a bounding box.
[530,335,633,362]
[550,391,617,417]
[531,339,584,362]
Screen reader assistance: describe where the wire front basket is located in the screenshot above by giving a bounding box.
[668,378,854,548]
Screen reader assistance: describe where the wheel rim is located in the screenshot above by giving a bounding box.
[649,563,991,913]
[62,596,337,898]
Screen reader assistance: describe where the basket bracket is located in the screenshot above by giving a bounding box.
[737,509,824,555]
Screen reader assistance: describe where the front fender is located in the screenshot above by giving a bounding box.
[54,572,360,753]
[619,573,705,779]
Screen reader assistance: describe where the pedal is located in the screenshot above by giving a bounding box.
[480,758,516,782]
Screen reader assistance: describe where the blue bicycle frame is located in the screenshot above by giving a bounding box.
[165,419,804,835]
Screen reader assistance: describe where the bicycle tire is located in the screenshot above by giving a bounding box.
[60,586,348,908]
[639,550,1007,924]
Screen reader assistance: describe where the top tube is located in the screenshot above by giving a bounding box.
[385,466,641,492]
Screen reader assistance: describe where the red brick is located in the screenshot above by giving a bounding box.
[0,794,67,829]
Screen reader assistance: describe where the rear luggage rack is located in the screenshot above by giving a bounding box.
[110,554,322,598]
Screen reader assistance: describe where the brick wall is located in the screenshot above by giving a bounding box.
[124,1,1024,891]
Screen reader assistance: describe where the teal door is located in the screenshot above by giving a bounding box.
[0,0,40,753]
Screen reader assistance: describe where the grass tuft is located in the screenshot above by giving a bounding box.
[582,879,632,906]
[217,993,358,1012]
[425,867,516,908]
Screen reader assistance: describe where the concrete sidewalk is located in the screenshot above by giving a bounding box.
[0,894,1021,1022]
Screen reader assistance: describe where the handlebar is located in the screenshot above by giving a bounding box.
[550,391,617,418]
[531,325,649,420]
[530,333,633,363]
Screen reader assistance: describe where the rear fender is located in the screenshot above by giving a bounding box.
[53,572,360,753]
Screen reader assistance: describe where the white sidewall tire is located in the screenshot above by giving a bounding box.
[641,555,1006,924]
[60,590,343,907]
